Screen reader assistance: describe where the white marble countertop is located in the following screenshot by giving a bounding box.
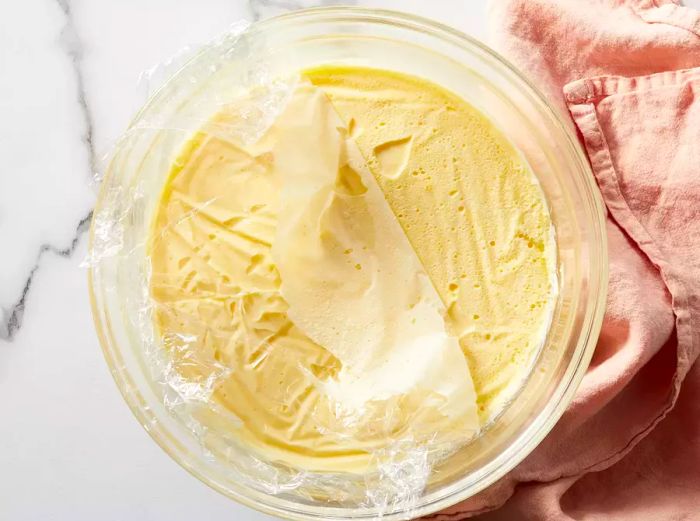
[0,2,487,520]
[7,1,699,519]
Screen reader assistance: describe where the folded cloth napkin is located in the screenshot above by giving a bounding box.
[426,1,700,519]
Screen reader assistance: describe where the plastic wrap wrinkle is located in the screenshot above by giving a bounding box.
[136,22,251,105]
[126,21,293,148]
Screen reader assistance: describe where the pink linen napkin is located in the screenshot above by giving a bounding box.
[426,1,700,519]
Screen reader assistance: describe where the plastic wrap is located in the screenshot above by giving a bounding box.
[84,11,590,521]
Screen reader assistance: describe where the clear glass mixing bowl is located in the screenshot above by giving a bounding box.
[88,7,607,520]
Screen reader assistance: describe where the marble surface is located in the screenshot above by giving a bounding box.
[0,2,486,520]
[4,1,699,520]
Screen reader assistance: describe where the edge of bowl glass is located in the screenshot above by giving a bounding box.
[88,7,608,520]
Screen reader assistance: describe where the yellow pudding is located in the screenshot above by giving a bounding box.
[148,66,556,473]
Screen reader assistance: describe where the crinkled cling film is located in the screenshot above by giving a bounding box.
[88,9,607,521]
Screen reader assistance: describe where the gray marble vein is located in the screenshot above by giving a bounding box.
[249,0,300,20]
[0,211,92,341]
[56,0,97,175]
[0,0,96,342]
[248,0,357,21]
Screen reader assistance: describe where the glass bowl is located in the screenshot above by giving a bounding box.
[88,7,607,520]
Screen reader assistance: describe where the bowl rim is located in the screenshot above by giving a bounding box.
[88,6,608,520]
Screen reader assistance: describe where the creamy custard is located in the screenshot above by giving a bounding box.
[149,66,556,472]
